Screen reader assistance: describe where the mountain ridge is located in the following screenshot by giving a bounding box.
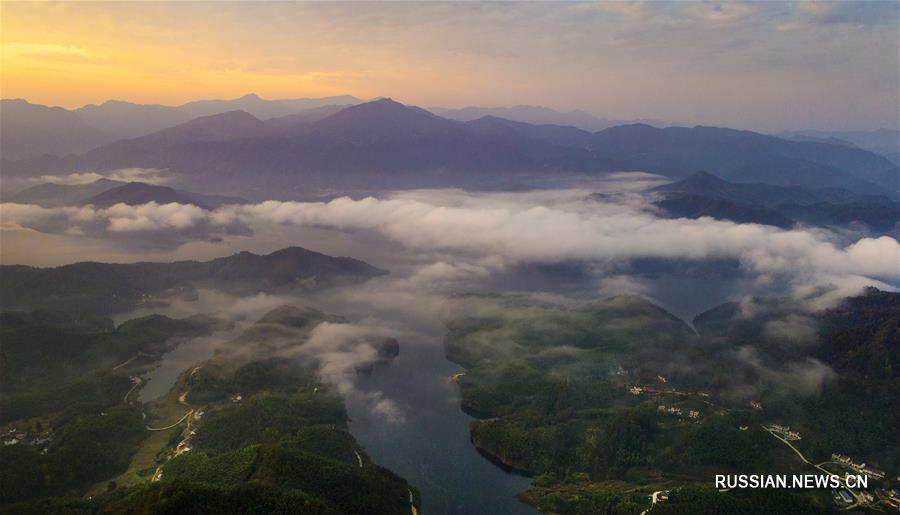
[0,246,387,314]
[4,98,897,199]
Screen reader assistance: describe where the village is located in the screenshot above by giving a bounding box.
[623,370,900,512]
[1,426,51,454]
[831,453,886,480]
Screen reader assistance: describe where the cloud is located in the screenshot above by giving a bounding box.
[105,202,207,232]
[3,42,105,64]
[3,187,896,304]
[142,288,412,425]
[217,191,899,286]
[763,314,819,346]
[798,1,900,26]
[272,320,407,424]
[32,168,170,185]
[596,274,652,297]
[736,346,836,395]
[362,391,406,425]
[0,200,241,247]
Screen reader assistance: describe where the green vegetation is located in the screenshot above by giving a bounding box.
[695,288,900,471]
[445,290,900,513]
[1,305,417,514]
[0,405,145,504]
[651,486,827,514]
[0,247,386,315]
[151,394,413,514]
[0,310,216,422]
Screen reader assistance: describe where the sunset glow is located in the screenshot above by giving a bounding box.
[3,1,897,131]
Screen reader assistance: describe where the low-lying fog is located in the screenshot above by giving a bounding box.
[2,172,897,513]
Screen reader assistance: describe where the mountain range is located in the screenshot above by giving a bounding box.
[2,97,897,201]
[10,179,245,209]
[430,104,672,131]
[0,94,362,159]
[0,247,387,314]
[780,128,900,164]
[651,171,899,233]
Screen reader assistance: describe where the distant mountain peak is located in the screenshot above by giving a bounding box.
[471,115,507,123]
[239,93,261,100]
[358,97,406,110]
[193,109,259,121]
[1,98,31,106]
[297,98,469,146]
[318,98,447,126]
[99,99,137,107]
[81,181,200,209]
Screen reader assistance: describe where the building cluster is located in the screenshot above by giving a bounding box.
[658,405,682,415]
[832,488,855,506]
[176,436,193,455]
[629,385,660,395]
[831,454,885,479]
[767,424,801,441]
[881,487,900,509]
[2,427,51,453]
[656,405,700,419]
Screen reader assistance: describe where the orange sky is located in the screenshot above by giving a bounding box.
[2,1,897,131]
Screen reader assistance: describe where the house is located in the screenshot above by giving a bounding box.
[750,399,762,410]
[860,465,885,479]
[176,437,193,453]
[768,424,801,440]
[656,375,667,383]
[688,410,700,419]
[629,386,643,395]
[657,405,682,415]
[838,489,853,504]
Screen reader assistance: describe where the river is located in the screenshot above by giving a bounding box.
[343,273,744,515]
[346,340,536,514]
[130,271,742,514]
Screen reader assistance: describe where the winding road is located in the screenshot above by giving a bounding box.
[761,425,863,506]
[640,490,666,515]
[146,410,192,431]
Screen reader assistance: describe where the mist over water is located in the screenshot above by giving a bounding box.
[2,179,896,513]
[347,342,536,514]
[338,272,745,514]
[138,337,217,403]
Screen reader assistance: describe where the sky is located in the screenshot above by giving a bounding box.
[1,1,898,131]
